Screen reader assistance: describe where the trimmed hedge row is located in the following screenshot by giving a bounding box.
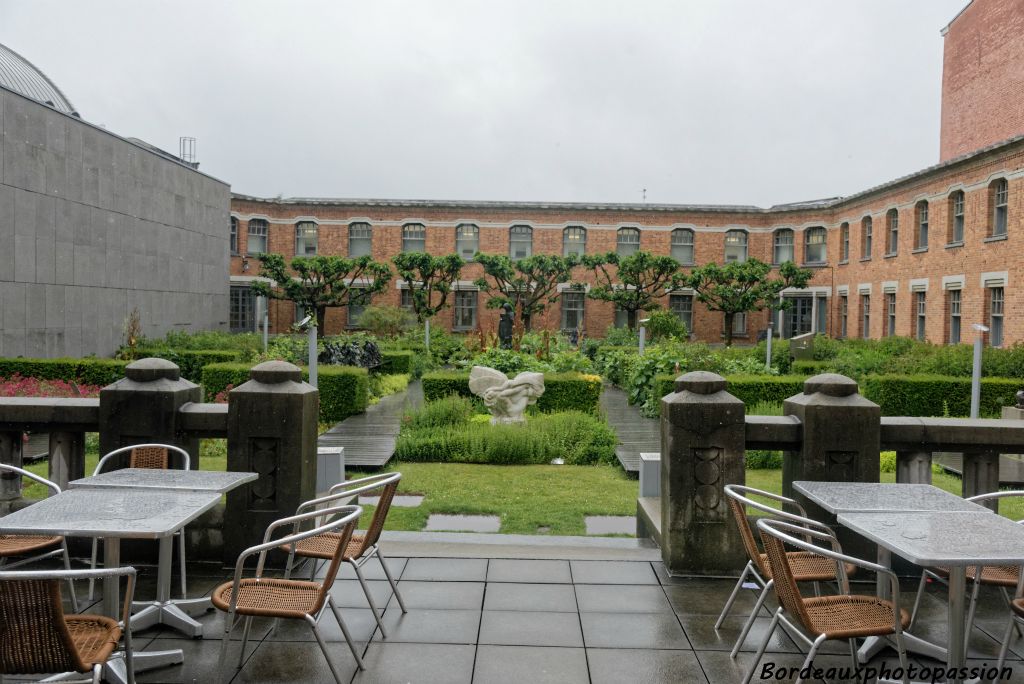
[653,374,807,409]
[378,351,413,375]
[0,357,128,387]
[790,360,831,376]
[201,362,369,422]
[133,348,243,382]
[421,371,603,414]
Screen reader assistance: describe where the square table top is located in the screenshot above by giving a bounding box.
[792,481,988,514]
[0,488,220,539]
[837,510,1024,567]
[68,468,257,494]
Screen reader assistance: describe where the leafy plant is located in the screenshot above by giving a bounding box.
[391,252,466,324]
[582,251,685,330]
[356,305,416,338]
[644,309,688,341]
[318,339,383,369]
[474,253,580,330]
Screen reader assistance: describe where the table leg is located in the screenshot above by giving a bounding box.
[947,567,967,684]
[129,533,210,638]
[102,538,121,619]
[102,649,185,684]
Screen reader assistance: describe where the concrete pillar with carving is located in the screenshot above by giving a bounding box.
[660,371,746,575]
[0,431,24,503]
[223,361,319,563]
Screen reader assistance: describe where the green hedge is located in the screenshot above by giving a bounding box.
[861,375,1018,418]
[201,363,369,422]
[421,371,602,413]
[0,357,128,387]
[790,360,831,376]
[653,374,807,409]
[134,348,243,382]
[378,351,413,375]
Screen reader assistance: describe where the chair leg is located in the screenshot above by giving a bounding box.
[999,587,1024,638]
[353,560,388,638]
[376,547,407,614]
[995,613,1017,673]
[177,531,187,599]
[716,561,753,630]
[328,595,365,670]
[893,630,910,684]
[238,616,255,668]
[964,569,983,653]
[88,538,100,601]
[908,569,929,629]
[307,615,347,684]
[794,633,827,684]
[93,663,101,684]
[218,613,237,683]
[61,540,79,613]
[731,579,773,658]
[847,639,859,681]
[741,608,781,684]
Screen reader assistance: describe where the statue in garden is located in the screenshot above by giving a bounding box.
[497,302,515,349]
[469,365,545,425]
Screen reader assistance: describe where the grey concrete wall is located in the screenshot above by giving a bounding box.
[0,87,230,358]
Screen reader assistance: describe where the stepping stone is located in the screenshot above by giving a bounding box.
[425,514,501,533]
[585,515,636,536]
[359,494,424,507]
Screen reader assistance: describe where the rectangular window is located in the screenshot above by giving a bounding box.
[840,224,849,262]
[614,306,629,329]
[669,294,693,334]
[456,224,479,261]
[616,228,640,257]
[886,211,899,255]
[993,180,1009,237]
[247,220,268,255]
[861,294,870,339]
[862,218,873,259]
[230,218,238,254]
[563,227,587,257]
[948,289,961,344]
[724,230,748,263]
[804,228,827,264]
[951,193,965,243]
[885,293,896,336]
[400,288,413,311]
[560,290,585,330]
[453,290,477,331]
[402,224,426,252]
[348,288,371,328]
[915,291,926,341]
[349,222,373,257]
[671,230,694,264]
[990,287,1004,347]
[510,225,533,260]
[839,295,848,338]
[773,230,794,264]
[295,222,318,256]
[815,294,828,334]
[229,285,255,333]
[916,204,928,249]
[732,312,747,335]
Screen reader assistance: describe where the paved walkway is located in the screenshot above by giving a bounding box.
[601,385,660,473]
[318,381,423,469]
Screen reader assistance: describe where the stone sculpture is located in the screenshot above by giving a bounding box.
[468,365,545,425]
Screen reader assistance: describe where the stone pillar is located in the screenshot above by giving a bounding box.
[224,361,319,563]
[0,431,24,501]
[962,451,1000,511]
[896,450,933,485]
[660,371,746,575]
[98,359,201,468]
[48,432,86,490]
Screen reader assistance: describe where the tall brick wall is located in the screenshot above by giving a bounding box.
[940,0,1024,161]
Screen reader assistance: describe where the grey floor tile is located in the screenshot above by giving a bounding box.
[587,647,709,684]
[570,560,659,585]
[331,555,407,582]
[329,578,397,609]
[678,614,800,654]
[696,649,810,684]
[262,606,379,644]
[575,583,673,613]
[486,559,572,584]
[153,607,272,642]
[484,583,578,612]
[664,578,765,617]
[231,639,360,684]
[479,610,584,647]
[580,612,690,649]
[401,557,488,582]
[376,608,481,644]
[352,642,475,684]
[383,580,483,610]
[473,645,589,684]
[135,637,231,684]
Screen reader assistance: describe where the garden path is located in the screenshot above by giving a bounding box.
[600,384,659,474]
[318,380,423,468]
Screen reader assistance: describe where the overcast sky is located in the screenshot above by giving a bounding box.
[1,0,967,207]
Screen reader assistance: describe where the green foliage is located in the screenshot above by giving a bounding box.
[355,305,416,338]
[379,351,414,375]
[746,451,783,469]
[133,348,242,382]
[644,309,688,341]
[421,371,603,414]
[403,395,476,430]
[420,371,474,402]
[582,251,685,329]
[548,351,595,373]
[0,357,128,387]
[748,401,783,416]
[391,252,466,323]
[134,330,262,355]
[369,373,410,403]
[861,375,1019,418]
[601,326,640,347]
[461,348,553,375]
[395,409,617,465]
[791,360,831,376]
[199,363,250,401]
[474,253,579,329]
[650,374,807,414]
[880,451,896,474]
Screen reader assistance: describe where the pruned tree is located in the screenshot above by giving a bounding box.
[473,253,579,330]
[250,253,392,337]
[391,252,466,324]
[581,251,685,330]
[686,258,813,346]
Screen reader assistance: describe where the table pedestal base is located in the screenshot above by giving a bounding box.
[132,597,213,638]
[858,633,947,663]
[38,650,184,683]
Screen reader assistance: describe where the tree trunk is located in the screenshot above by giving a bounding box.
[723,311,734,347]
[628,309,638,330]
[522,311,532,331]
[315,306,327,339]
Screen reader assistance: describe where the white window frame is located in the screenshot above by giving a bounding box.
[295,221,318,256]
[616,227,640,257]
[773,229,794,264]
[455,223,479,261]
[247,219,268,255]
[724,230,748,263]
[349,222,372,257]
[510,225,533,260]
[671,228,694,264]
[803,227,827,264]
[563,226,587,257]
[402,223,427,253]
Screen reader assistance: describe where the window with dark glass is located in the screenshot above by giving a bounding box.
[861,295,871,339]
[948,289,961,344]
[402,223,426,252]
[724,230,747,263]
[455,223,479,261]
[671,228,694,264]
[349,222,372,257]
[453,290,477,330]
[839,295,848,338]
[669,293,693,333]
[840,223,849,262]
[617,227,640,257]
[885,293,896,336]
[804,227,826,264]
[560,289,585,329]
[295,221,318,256]
[773,229,794,264]
[510,225,533,260]
[229,285,255,333]
[563,226,586,257]
[914,202,928,249]
[861,217,873,259]
[915,291,926,341]
[247,219,268,255]
[885,209,899,255]
[400,288,413,311]
[992,179,1009,237]
[347,288,371,327]
[230,217,238,254]
[949,191,965,243]
[990,287,1004,347]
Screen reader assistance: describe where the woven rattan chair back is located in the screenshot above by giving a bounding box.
[313,513,359,609]
[0,578,86,675]
[355,476,399,556]
[129,446,169,470]
[759,528,813,630]
[728,496,768,576]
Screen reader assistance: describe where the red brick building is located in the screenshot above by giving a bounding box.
[229,0,1023,347]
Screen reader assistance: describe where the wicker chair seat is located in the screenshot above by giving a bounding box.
[65,616,122,668]
[1012,598,1024,618]
[212,578,323,619]
[759,551,856,582]
[802,594,909,639]
[934,565,1020,587]
[0,534,61,557]
[278,532,364,561]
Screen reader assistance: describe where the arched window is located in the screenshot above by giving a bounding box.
[348,222,372,257]
[247,219,268,255]
[840,222,850,262]
[616,227,640,257]
[948,191,965,244]
[455,223,479,260]
[990,178,1009,237]
[402,223,426,252]
[724,230,747,263]
[914,201,929,249]
[773,229,794,264]
[563,226,586,257]
[295,221,318,256]
[885,209,899,255]
[861,216,873,259]
[509,225,532,260]
[230,217,238,254]
[670,228,694,264]
[804,227,826,264]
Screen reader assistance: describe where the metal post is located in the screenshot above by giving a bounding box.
[261,296,269,352]
[765,322,774,372]
[970,323,988,419]
[638,325,646,355]
[424,318,431,352]
[308,322,318,389]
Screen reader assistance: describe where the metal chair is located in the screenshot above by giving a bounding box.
[743,518,910,684]
[0,566,136,684]
[87,444,190,601]
[0,463,78,612]
[908,490,1024,650]
[213,505,365,684]
[280,473,407,638]
[720,484,854,656]
[996,594,1024,673]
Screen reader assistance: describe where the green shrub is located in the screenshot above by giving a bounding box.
[0,357,128,387]
[369,373,410,402]
[601,325,640,347]
[134,348,242,382]
[140,330,262,354]
[880,451,896,473]
[861,375,1018,417]
[459,348,553,375]
[645,309,688,341]
[746,451,783,469]
[791,360,831,376]
[403,394,476,429]
[379,351,414,375]
[421,371,602,413]
[355,305,416,338]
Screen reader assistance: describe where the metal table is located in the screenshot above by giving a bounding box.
[0,488,221,684]
[69,468,257,493]
[839,511,1024,684]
